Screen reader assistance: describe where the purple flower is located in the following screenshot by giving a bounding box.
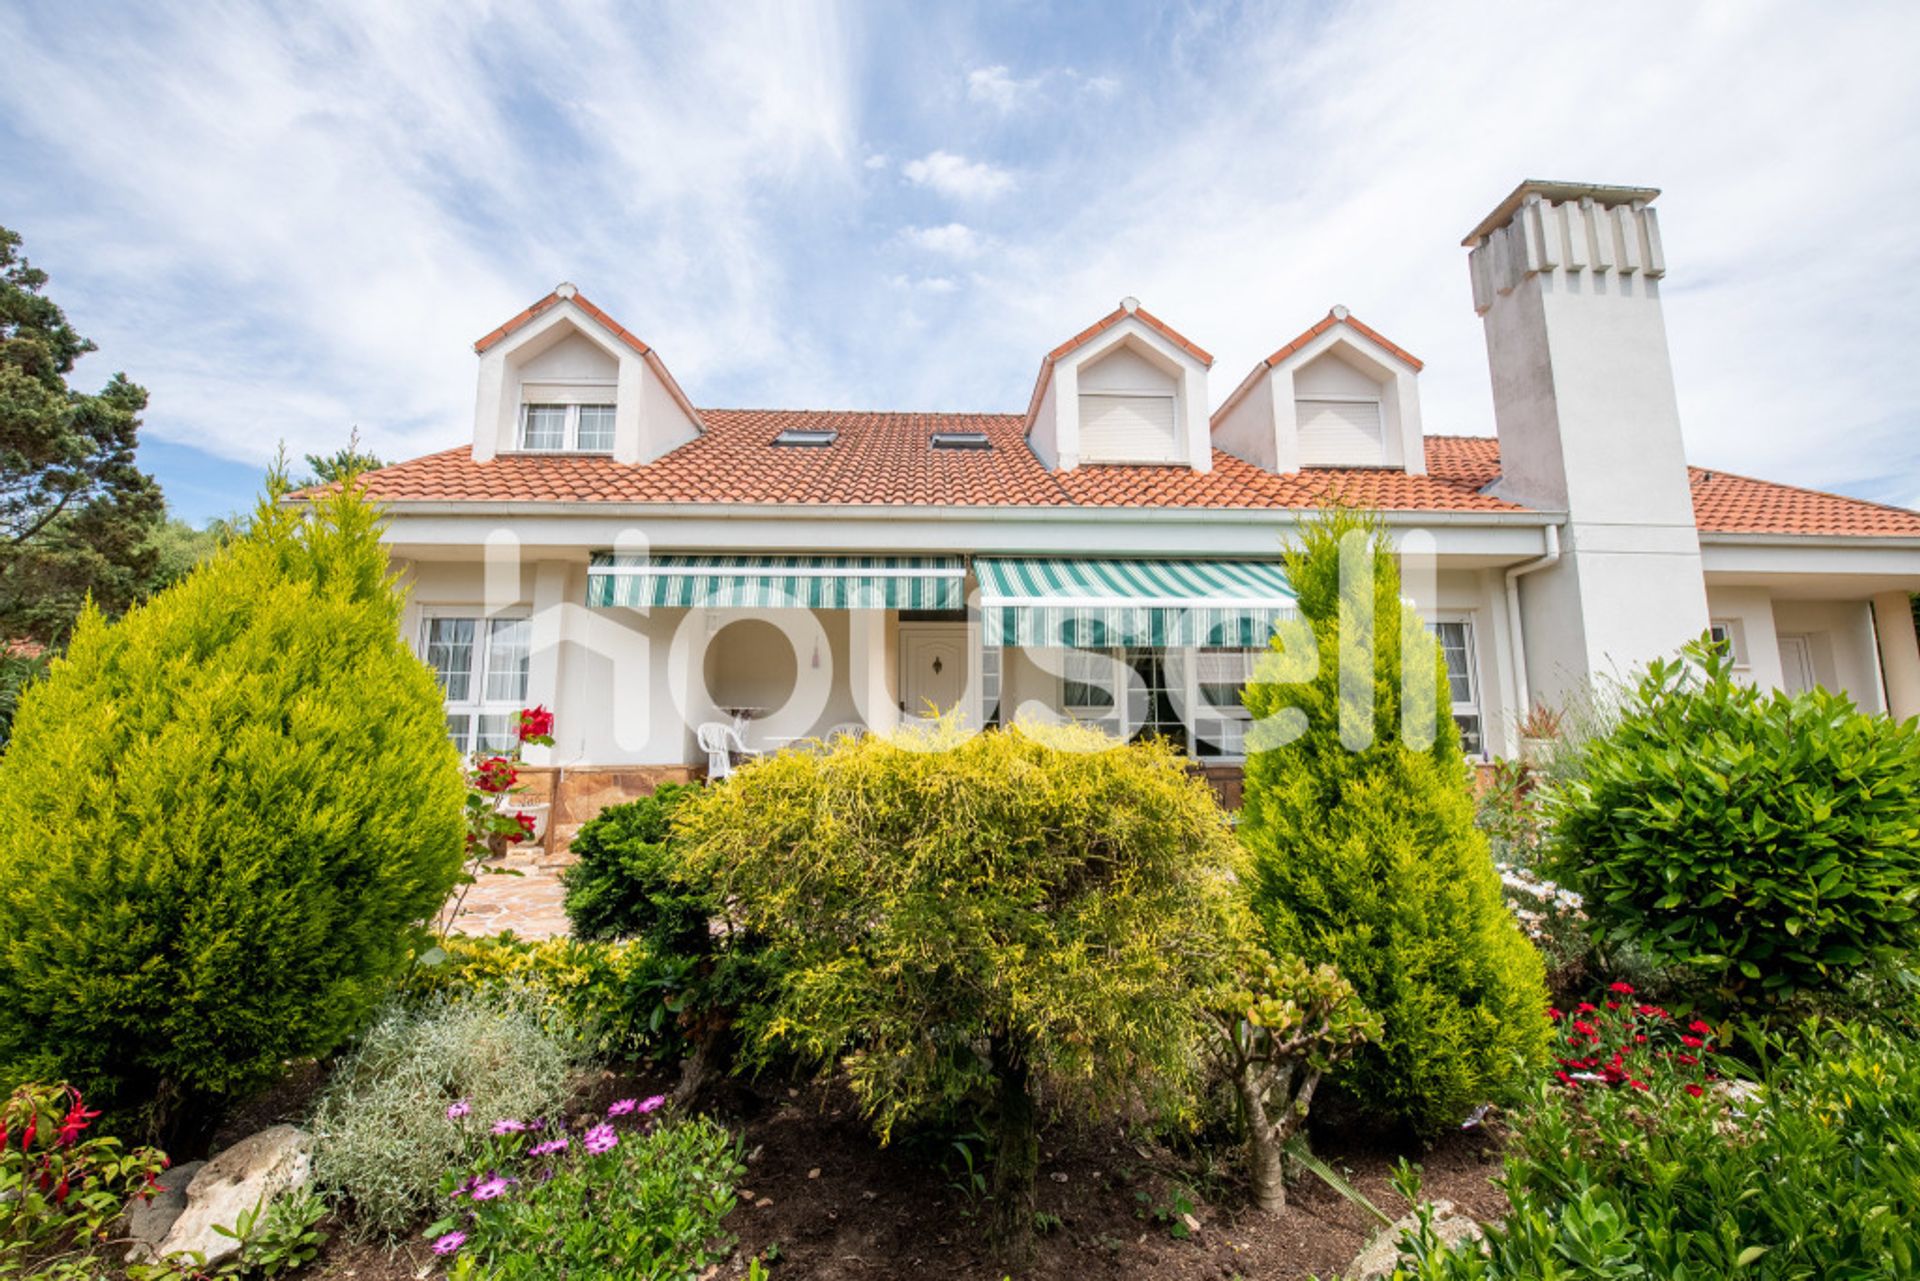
[637,1094,667,1115]
[472,1174,516,1201]
[528,1136,569,1158]
[445,1099,471,1120]
[490,1119,527,1136]
[432,1231,467,1256]
[583,1123,618,1155]
[605,1098,638,1117]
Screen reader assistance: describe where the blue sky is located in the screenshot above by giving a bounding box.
[4,0,1918,524]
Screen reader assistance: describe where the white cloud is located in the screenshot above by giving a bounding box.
[902,150,1015,200]
[0,0,863,466]
[966,65,1029,111]
[899,223,986,258]
[864,152,890,169]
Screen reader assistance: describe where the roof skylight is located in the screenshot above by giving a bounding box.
[931,431,992,451]
[772,428,838,447]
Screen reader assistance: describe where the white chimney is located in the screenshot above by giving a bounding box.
[1466,180,1708,711]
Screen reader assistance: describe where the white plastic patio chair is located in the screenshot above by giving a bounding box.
[697,721,762,781]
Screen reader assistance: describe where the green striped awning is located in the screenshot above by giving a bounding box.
[587,553,966,610]
[975,557,1295,648]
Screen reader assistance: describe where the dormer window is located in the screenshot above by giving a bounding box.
[519,402,615,453]
[773,428,837,447]
[1076,340,1182,465]
[1296,396,1384,466]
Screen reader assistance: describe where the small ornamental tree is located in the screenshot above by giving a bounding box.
[1546,639,1920,1007]
[1208,949,1377,1214]
[0,473,466,1130]
[562,782,703,946]
[673,721,1244,1263]
[1239,508,1549,1137]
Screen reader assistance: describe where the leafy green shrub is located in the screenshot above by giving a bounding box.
[427,1095,741,1280]
[674,720,1244,1262]
[1239,509,1550,1136]
[562,783,702,944]
[404,934,674,1062]
[310,995,582,1238]
[1396,1017,1920,1279]
[0,477,466,1125]
[1,1082,168,1280]
[1546,639,1920,1007]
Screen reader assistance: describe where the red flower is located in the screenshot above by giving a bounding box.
[517,706,554,742]
[1546,1007,1565,1022]
[1628,1078,1649,1091]
[1609,981,1636,995]
[1684,1083,1705,1098]
[1636,1004,1669,1019]
[1576,1003,1598,1014]
[1687,1019,1713,1036]
[474,757,517,794]
[53,1175,70,1203]
[1605,1001,1620,1011]
[1634,1034,1648,1043]
[19,1118,35,1150]
[512,812,537,842]
[1676,1053,1698,1066]
[1571,1020,1598,1037]
[55,1095,99,1147]
[1681,1035,1705,1049]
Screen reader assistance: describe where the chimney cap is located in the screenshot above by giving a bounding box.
[1464,180,1661,247]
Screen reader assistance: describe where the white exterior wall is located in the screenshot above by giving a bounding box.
[1471,186,1710,712]
[1771,599,1884,712]
[1704,586,1786,690]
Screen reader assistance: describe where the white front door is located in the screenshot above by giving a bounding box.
[1779,634,1816,694]
[900,624,970,723]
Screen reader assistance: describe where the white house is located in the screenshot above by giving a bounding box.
[342,179,1920,831]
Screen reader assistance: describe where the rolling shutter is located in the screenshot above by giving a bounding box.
[1080,393,1177,462]
[1297,398,1384,466]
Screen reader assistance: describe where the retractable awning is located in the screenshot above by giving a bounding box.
[974,557,1294,648]
[587,553,967,610]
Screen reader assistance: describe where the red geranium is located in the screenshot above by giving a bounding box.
[474,756,517,794]
[517,705,555,743]
[512,812,537,842]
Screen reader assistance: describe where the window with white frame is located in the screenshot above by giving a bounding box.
[1060,644,1259,760]
[518,403,615,453]
[1430,620,1484,756]
[1707,618,1746,665]
[424,615,531,754]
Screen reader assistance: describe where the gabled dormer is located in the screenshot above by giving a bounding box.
[470,283,703,465]
[1024,297,1213,472]
[1212,306,1426,475]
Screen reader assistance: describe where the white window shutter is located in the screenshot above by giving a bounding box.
[1296,399,1384,466]
[1079,393,1177,462]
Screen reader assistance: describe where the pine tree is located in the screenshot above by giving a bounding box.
[1239,508,1549,1136]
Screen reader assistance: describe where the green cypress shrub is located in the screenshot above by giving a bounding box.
[1239,509,1549,1137]
[0,475,466,1127]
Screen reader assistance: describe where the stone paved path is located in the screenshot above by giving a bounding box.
[447,851,573,939]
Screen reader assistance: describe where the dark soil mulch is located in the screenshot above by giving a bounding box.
[705,1076,1508,1280]
[217,1061,1506,1280]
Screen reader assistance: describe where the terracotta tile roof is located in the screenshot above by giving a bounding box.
[473,287,652,356]
[353,410,1516,512]
[1689,464,1920,537]
[1426,436,1920,537]
[346,415,1920,536]
[1045,301,1213,367]
[1263,308,1424,372]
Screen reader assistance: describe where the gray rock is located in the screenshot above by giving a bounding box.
[121,1160,205,1261]
[151,1126,312,1266]
[1345,1198,1485,1280]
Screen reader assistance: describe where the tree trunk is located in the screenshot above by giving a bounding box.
[988,1035,1039,1265]
[1235,1068,1287,1214]
[671,1019,726,1108]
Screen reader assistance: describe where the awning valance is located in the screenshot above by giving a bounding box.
[587,553,967,611]
[975,557,1294,649]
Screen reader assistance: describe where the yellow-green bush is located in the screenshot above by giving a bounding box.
[0,478,466,1125]
[674,720,1245,1260]
[1239,509,1549,1137]
[404,933,672,1061]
